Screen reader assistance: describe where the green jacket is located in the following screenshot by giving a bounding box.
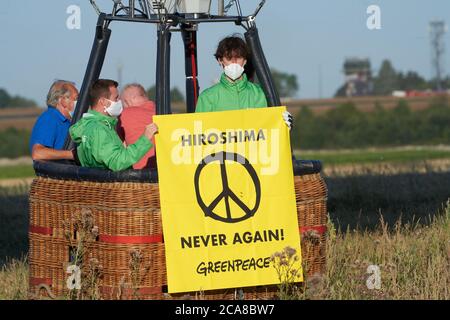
[69,110,152,172]
[195,73,267,113]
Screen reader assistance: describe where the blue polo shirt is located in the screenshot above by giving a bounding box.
[29,106,71,153]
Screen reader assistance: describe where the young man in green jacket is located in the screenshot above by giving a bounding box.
[195,35,293,129]
[70,79,158,172]
[195,36,267,113]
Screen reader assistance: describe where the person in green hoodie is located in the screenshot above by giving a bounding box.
[195,35,267,113]
[195,35,293,129]
[70,79,158,172]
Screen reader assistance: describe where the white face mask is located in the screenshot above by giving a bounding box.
[104,99,123,117]
[69,100,77,118]
[223,63,245,81]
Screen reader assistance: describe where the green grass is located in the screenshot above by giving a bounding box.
[0,165,34,180]
[295,147,450,166]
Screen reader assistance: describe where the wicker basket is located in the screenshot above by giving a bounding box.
[28,173,327,300]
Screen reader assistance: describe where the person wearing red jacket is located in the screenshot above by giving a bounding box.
[118,83,157,169]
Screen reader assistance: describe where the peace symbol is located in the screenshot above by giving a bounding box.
[194,152,261,223]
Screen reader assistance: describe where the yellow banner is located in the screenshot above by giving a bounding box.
[153,107,302,294]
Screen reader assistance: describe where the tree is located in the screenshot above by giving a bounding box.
[334,84,347,98]
[0,88,11,108]
[397,71,429,91]
[373,60,399,95]
[146,85,185,103]
[0,88,37,108]
[252,68,299,98]
[146,86,156,101]
[428,76,450,91]
[170,87,185,103]
[271,69,299,98]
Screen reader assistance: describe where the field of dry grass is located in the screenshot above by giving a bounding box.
[2,209,448,300]
[0,108,42,131]
[305,205,450,300]
[0,161,449,300]
[0,258,28,300]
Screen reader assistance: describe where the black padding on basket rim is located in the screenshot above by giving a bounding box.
[293,159,322,176]
[33,159,322,183]
[33,160,159,183]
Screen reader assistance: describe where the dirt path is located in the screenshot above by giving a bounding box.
[0,177,34,188]
[0,157,32,167]
[323,159,450,177]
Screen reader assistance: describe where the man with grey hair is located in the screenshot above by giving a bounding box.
[117,83,157,169]
[29,80,79,160]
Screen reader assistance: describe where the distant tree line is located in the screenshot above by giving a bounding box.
[292,96,450,149]
[2,86,450,158]
[251,68,299,99]
[0,88,37,108]
[146,85,185,103]
[0,128,30,158]
[373,60,432,95]
[335,59,449,97]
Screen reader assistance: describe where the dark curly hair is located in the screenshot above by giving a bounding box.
[214,35,249,61]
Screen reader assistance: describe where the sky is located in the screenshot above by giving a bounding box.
[1,0,450,107]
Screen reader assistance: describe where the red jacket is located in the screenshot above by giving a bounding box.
[118,101,156,169]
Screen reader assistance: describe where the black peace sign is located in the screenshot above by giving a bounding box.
[194,152,261,223]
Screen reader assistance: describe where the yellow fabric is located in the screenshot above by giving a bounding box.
[153,107,302,294]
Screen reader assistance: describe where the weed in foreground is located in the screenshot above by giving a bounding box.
[270,246,303,300]
[0,257,28,300]
[64,208,102,300]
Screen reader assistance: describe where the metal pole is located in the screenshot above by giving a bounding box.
[218,0,224,16]
[130,0,135,18]
[155,24,172,115]
[244,24,295,162]
[182,25,199,113]
[235,0,243,17]
[244,25,281,106]
[138,0,149,17]
[64,13,111,150]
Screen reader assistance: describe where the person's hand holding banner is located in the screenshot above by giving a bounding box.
[282,111,294,130]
